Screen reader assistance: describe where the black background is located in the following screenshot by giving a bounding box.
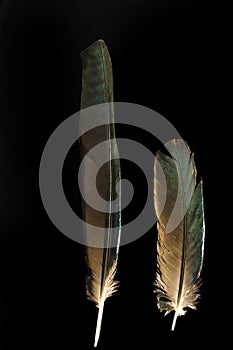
[0,1,229,349]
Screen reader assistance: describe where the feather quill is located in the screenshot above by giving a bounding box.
[79,40,121,347]
[154,139,205,330]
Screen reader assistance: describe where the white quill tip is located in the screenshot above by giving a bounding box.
[172,303,185,331]
[172,311,179,331]
[94,298,105,347]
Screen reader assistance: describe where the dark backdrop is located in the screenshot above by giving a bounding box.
[0,1,229,349]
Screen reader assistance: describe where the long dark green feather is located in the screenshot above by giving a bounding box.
[154,139,205,330]
[79,39,121,347]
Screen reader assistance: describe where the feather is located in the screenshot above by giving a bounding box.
[79,39,121,347]
[154,139,205,330]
